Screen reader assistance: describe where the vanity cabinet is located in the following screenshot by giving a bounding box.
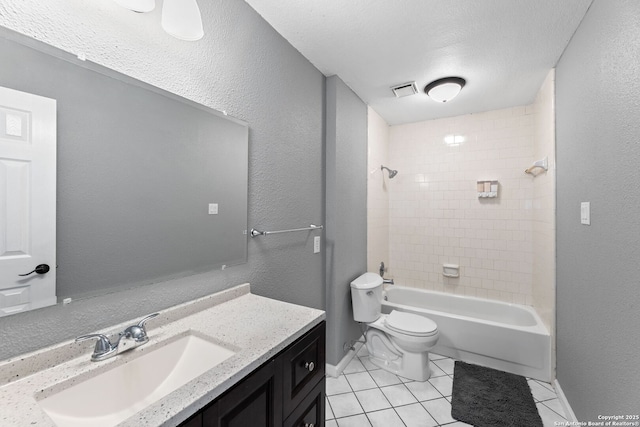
[180,321,325,427]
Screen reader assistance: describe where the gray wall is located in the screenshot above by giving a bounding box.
[556,0,640,418]
[325,76,368,365]
[0,1,328,360]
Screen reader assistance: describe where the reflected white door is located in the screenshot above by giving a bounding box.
[0,86,56,316]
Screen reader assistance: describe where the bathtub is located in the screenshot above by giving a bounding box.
[381,286,551,382]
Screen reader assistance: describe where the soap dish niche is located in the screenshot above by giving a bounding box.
[477,180,498,198]
[443,264,459,278]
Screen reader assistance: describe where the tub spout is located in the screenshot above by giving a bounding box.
[383,278,394,285]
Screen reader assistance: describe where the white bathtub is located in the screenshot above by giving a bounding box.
[381,286,552,382]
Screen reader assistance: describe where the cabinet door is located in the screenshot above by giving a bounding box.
[203,358,283,427]
[282,322,326,415]
[283,379,325,427]
[180,412,202,427]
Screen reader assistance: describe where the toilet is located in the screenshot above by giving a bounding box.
[350,272,439,381]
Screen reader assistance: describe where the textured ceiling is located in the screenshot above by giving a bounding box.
[244,0,593,125]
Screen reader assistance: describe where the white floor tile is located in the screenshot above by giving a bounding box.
[366,408,406,427]
[528,379,558,402]
[405,380,442,401]
[346,371,378,391]
[328,392,364,418]
[344,358,367,374]
[359,356,380,371]
[429,352,448,361]
[369,369,403,387]
[357,346,369,357]
[395,402,438,427]
[432,357,455,375]
[398,374,414,383]
[380,384,418,407]
[428,363,447,378]
[428,375,453,397]
[336,413,372,427]
[326,420,339,427]
[326,397,335,420]
[421,397,456,425]
[537,402,568,427]
[533,379,555,392]
[354,388,392,413]
[327,375,353,395]
[541,398,568,419]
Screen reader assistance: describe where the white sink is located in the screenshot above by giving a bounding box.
[37,331,236,427]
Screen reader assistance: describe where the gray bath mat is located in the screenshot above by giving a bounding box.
[451,361,543,427]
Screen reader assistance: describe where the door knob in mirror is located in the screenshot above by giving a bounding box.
[18,264,50,276]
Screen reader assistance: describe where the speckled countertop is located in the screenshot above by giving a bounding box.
[0,283,325,427]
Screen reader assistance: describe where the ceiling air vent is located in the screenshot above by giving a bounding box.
[391,81,418,98]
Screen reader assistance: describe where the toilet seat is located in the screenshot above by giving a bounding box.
[384,310,438,337]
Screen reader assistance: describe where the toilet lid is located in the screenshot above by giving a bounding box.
[385,310,437,337]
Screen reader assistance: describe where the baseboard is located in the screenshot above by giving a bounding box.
[553,379,578,422]
[326,338,364,378]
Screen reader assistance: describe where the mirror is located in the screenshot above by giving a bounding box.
[0,28,248,306]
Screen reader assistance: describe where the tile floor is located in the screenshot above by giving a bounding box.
[326,347,568,427]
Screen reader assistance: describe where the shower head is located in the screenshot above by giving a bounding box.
[381,165,398,179]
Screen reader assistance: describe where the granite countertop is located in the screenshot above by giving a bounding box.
[0,283,325,427]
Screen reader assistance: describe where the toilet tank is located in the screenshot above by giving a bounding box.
[350,273,384,323]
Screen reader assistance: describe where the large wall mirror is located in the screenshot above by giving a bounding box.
[0,27,248,315]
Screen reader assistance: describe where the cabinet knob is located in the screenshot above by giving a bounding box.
[304,361,315,372]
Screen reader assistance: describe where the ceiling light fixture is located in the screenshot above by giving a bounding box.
[424,77,466,103]
[112,0,156,13]
[161,0,204,41]
[112,0,204,41]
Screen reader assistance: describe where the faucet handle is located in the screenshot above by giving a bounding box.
[122,312,160,343]
[137,312,159,330]
[75,333,116,361]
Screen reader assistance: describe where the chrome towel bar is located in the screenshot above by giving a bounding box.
[250,224,323,238]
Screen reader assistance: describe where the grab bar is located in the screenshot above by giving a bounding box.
[250,224,323,238]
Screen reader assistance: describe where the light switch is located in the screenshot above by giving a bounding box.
[581,202,590,225]
[208,203,218,215]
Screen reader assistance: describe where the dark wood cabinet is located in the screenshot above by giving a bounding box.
[282,322,326,416]
[179,321,325,427]
[203,359,283,427]
[283,380,324,427]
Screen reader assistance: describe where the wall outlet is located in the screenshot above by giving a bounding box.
[313,236,321,253]
[581,202,590,225]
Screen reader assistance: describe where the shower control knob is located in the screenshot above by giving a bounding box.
[303,424,315,427]
[304,361,315,372]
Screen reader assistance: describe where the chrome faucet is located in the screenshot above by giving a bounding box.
[116,312,159,354]
[76,312,159,362]
[379,261,395,285]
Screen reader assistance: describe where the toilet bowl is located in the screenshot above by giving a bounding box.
[350,273,439,381]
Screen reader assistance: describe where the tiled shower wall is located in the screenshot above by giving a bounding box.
[386,106,539,305]
[367,76,555,317]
